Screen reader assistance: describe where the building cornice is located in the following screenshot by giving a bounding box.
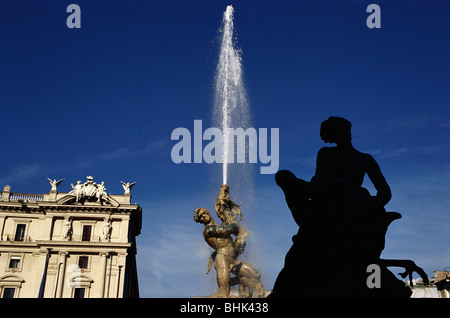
[0,201,140,214]
[0,240,132,252]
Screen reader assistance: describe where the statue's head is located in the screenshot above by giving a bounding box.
[194,208,211,224]
[320,116,352,144]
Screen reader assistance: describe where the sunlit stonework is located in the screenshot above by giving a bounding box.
[0,176,141,298]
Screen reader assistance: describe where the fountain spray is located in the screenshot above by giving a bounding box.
[194,5,264,298]
[214,5,250,186]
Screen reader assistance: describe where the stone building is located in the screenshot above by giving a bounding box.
[0,176,141,298]
[434,270,450,298]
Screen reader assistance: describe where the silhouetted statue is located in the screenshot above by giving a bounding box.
[270,117,428,298]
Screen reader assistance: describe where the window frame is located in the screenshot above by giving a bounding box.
[73,287,85,298]
[8,257,20,269]
[0,275,24,298]
[2,287,16,298]
[5,254,24,273]
[78,255,89,270]
[14,224,26,241]
[81,225,92,241]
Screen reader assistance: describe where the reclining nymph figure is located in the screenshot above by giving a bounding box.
[269,117,428,298]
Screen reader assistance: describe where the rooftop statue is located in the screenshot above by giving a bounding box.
[47,178,64,192]
[269,117,428,298]
[120,181,136,195]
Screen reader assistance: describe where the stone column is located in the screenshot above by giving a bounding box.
[106,252,113,298]
[96,252,108,298]
[56,252,68,298]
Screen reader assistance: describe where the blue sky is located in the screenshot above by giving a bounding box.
[1,0,449,297]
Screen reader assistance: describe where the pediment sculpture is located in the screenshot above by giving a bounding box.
[57,176,119,206]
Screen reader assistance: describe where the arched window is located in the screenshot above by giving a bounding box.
[0,275,25,298]
[68,274,93,298]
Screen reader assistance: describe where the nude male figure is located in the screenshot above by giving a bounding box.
[194,207,239,298]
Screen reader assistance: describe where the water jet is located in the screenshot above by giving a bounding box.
[194,5,264,298]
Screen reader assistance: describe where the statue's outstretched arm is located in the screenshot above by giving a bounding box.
[206,223,239,237]
[380,259,429,286]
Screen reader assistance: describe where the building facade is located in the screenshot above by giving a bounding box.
[434,270,450,298]
[0,176,142,298]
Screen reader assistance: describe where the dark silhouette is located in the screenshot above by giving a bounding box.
[269,117,428,298]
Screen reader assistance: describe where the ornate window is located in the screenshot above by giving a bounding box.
[5,254,24,272]
[11,220,32,242]
[0,275,24,298]
[69,275,93,298]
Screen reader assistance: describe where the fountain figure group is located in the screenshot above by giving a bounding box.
[192,4,428,299]
[194,185,264,298]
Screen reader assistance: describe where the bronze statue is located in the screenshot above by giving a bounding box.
[270,117,428,298]
[194,207,238,298]
[215,184,242,224]
[230,260,265,298]
[194,185,264,298]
